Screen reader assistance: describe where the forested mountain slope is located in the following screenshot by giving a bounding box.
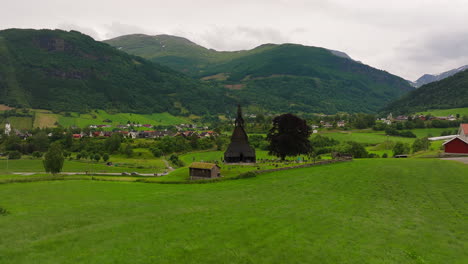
[383,69,468,114]
[0,29,231,115]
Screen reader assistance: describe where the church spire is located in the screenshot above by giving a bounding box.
[235,104,245,127]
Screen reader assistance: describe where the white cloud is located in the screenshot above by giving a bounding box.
[0,0,467,80]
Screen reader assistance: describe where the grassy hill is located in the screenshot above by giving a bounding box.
[0,29,232,115]
[105,35,414,114]
[0,159,466,263]
[382,69,468,114]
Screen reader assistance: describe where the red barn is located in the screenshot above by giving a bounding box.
[443,124,468,154]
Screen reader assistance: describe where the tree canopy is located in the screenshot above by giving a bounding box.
[43,143,65,175]
[267,113,312,160]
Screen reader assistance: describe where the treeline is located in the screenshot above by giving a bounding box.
[0,127,224,165]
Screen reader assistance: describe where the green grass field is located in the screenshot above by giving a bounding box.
[57,110,190,128]
[0,159,466,263]
[420,107,468,117]
[1,109,191,129]
[317,128,451,146]
[0,158,165,174]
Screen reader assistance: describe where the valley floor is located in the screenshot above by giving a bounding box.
[0,159,466,264]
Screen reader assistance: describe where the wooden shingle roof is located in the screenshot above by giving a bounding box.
[189,162,219,169]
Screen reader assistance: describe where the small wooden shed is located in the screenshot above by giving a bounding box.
[189,162,221,180]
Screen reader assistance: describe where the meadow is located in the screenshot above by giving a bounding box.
[0,159,466,263]
[0,109,191,129]
[420,107,468,117]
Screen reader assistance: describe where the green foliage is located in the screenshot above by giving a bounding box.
[104,134,121,153]
[32,151,43,158]
[392,142,411,156]
[102,153,110,162]
[412,138,430,153]
[7,151,21,160]
[150,147,163,158]
[310,135,340,155]
[43,143,65,174]
[121,144,133,157]
[93,154,101,162]
[169,154,184,167]
[383,69,468,114]
[334,141,368,158]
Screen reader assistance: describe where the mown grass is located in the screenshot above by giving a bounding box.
[0,159,466,263]
[0,158,165,174]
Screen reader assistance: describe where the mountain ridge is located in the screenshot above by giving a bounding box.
[413,65,468,87]
[383,69,468,114]
[105,34,414,113]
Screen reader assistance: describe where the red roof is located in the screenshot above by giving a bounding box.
[461,124,468,135]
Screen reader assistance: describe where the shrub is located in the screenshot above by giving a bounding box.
[169,154,184,167]
[8,151,21,160]
[382,153,388,158]
[32,151,43,158]
[393,142,410,156]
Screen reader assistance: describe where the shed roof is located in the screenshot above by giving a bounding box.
[443,136,468,145]
[189,162,219,169]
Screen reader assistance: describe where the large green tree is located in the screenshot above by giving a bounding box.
[267,113,312,160]
[43,143,65,175]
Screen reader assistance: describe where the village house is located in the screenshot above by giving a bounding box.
[189,162,221,180]
[443,124,468,154]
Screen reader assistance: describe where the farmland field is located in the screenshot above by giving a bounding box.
[420,107,468,117]
[0,159,466,263]
[57,110,190,128]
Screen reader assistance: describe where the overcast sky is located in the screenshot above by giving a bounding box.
[1,0,468,80]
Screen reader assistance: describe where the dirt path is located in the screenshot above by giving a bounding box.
[163,159,174,172]
[441,157,468,164]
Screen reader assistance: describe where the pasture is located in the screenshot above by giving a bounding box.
[0,159,466,264]
[420,107,468,117]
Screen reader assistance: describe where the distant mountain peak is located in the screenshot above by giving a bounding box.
[413,65,468,87]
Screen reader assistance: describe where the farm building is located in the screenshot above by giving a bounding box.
[224,105,256,163]
[189,162,221,180]
[443,124,468,154]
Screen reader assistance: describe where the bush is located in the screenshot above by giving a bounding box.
[8,151,21,160]
[382,153,388,158]
[32,151,43,158]
[103,153,110,162]
[393,142,410,156]
[150,147,163,158]
[412,137,430,153]
[169,154,184,167]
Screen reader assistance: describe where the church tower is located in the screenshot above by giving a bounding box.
[224,105,256,163]
[4,121,11,136]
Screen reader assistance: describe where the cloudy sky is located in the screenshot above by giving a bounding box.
[1,0,467,80]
